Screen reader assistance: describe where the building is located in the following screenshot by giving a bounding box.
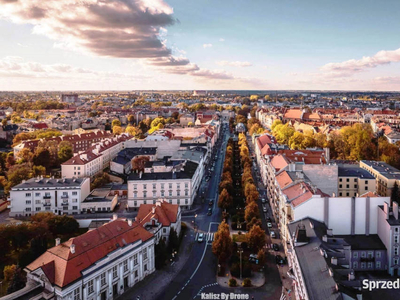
[377,201,400,276]
[24,218,155,299]
[61,134,132,178]
[61,93,79,103]
[179,114,195,126]
[81,187,119,213]
[338,165,376,197]
[136,199,181,243]
[360,160,400,197]
[8,177,90,217]
[127,160,202,210]
[110,147,157,175]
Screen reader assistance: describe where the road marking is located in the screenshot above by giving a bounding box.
[195,233,199,241]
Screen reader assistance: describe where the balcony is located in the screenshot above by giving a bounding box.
[61,194,69,199]
[43,202,51,207]
[61,202,69,206]
[43,195,51,199]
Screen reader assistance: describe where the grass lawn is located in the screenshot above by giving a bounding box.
[232,234,247,243]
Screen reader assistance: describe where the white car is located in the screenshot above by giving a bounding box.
[263,206,267,213]
[267,222,272,228]
[261,198,266,203]
[198,233,204,242]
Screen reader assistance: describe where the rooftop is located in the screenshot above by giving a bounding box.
[361,160,400,180]
[338,166,375,179]
[12,177,87,190]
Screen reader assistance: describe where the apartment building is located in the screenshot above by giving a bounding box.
[127,160,202,210]
[8,177,90,217]
[338,166,376,197]
[14,130,113,156]
[24,219,155,300]
[360,160,400,197]
[61,133,132,178]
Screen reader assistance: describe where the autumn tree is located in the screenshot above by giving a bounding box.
[257,249,266,266]
[91,172,111,190]
[246,225,266,253]
[127,115,135,125]
[113,125,123,135]
[132,156,150,172]
[212,221,232,263]
[125,125,141,137]
[58,141,73,163]
[218,188,233,209]
[111,119,121,128]
[245,201,260,223]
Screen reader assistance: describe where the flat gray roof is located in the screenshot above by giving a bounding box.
[12,177,86,189]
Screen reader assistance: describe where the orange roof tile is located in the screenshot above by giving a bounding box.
[284,109,303,120]
[270,154,289,171]
[275,171,293,189]
[137,201,179,227]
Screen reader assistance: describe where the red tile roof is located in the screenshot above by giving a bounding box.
[283,109,303,120]
[136,201,179,227]
[270,154,289,171]
[26,219,153,288]
[275,171,293,189]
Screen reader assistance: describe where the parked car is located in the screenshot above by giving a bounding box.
[209,200,214,206]
[275,254,284,265]
[205,176,210,182]
[273,243,279,251]
[263,206,267,213]
[270,231,276,238]
[261,198,266,203]
[198,233,204,242]
[266,217,272,222]
[207,208,212,216]
[267,222,272,228]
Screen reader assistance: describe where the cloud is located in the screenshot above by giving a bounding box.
[321,47,400,76]
[219,38,225,42]
[216,60,252,67]
[203,44,213,48]
[191,69,234,80]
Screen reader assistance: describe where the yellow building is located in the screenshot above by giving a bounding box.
[338,166,376,197]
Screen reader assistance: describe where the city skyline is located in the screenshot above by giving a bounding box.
[1,0,400,91]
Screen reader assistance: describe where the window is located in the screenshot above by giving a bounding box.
[72,191,77,196]
[144,264,148,272]
[35,192,40,197]
[177,199,180,205]
[134,201,137,207]
[161,191,164,197]
[395,236,399,244]
[185,183,188,188]
[177,184,180,189]
[143,184,147,190]
[134,254,138,266]
[134,192,137,198]
[88,279,94,295]
[354,185,358,189]
[169,183,172,189]
[35,200,41,204]
[163,228,167,233]
[72,206,78,210]
[361,262,366,269]
[339,192,342,196]
[376,251,381,258]
[169,199,172,204]
[112,265,118,279]
[143,200,147,205]
[123,260,128,272]
[367,262,373,269]
[353,262,358,268]
[73,198,77,203]
[346,184,349,189]
[101,273,106,286]
[134,270,138,278]
[25,193,31,197]
[35,207,41,211]
[143,248,148,260]
[169,191,172,197]
[177,191,180,196]
[185,191,188,196]
[353,252,358,258]
[365,186,368,191]
[133,184,137,190]
[346,192,349,196]
[396,227,399,233]
[153,183,156,189]
[161,183,165,189]
[339,178,342,182]
[339,184,342,188]
[73,288,80,300]
[361,252,366,258]
[376,261,381,268]
[395,247,399,256]
[185,199,188,204]
[152,191,156,197]
[26,208,31,212]
[365,180,368,185]
[367,252,373,258]
[346,178,349,182]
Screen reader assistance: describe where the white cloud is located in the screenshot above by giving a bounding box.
[216,60,252,67]
[321,47,400,76]
[203,44,213,48]
[219,38,225,42]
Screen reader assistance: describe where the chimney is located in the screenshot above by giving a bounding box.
[128,219,132,226]
[384,202,389,220]
[113,213,118,221]
[348,271,355,281]
[55,238,61,246]
[394,201,399,220]
[152,206,156,214]
[70,244,75,254]
[139,171,143,179]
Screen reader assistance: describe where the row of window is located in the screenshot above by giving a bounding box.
[132,190,189,198]
[25,192,78,197]
[133,199,188,206]
[26,199,78,204]
[132,183,189,190]
[339,178,369,184]
[353,261,381,269]
[25,206,78,212]
[353,251,381,258]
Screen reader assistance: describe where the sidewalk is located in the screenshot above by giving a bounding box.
[118,225,196,300]
[217,265,265,288]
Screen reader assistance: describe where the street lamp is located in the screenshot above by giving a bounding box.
[194,214,198,231]
[237,248,243,280]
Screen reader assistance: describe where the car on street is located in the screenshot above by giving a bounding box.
[207,208,212,216]
[275,254,284,265]
[198,233,204,242]
[270,231,276,238]
[273,243,279,251]
[209,200,214,206]
[263,206,267,213]
[267,222,272,228]
[266,217,272,222]
[205,176,210,182]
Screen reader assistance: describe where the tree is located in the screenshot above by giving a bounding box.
[257,249,266,266]
[131,156,150,172]
[391,182,399,207]
[6,267,25,294]
[218,188,233,209]
[33,148,51,169]
[246,225,266,253]
[212,221,232,262]
[32,165,46,176]
[288,132,305,150]
[3,264,17,282]
[17,148,33,163]
[155,238,167,269]
[111,119,121,128]
[58,141,73,163]
[188,122,194,127]
[242,278,252,287]
[125,125,141,137]
[2,119,7,126]
[91,172,111,190]
[245,201,260,223]
[150,117,166,129]
[169,228,179,251]
[113,125,123,135]
[5,163,32,194]
[127,115,135,125]
[228,278,237,287]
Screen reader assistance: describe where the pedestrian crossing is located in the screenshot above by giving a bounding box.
[194,232,215,242]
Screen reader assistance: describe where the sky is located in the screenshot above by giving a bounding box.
[0,0,400,91]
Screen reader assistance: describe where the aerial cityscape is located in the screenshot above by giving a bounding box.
[0,1,399,300]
